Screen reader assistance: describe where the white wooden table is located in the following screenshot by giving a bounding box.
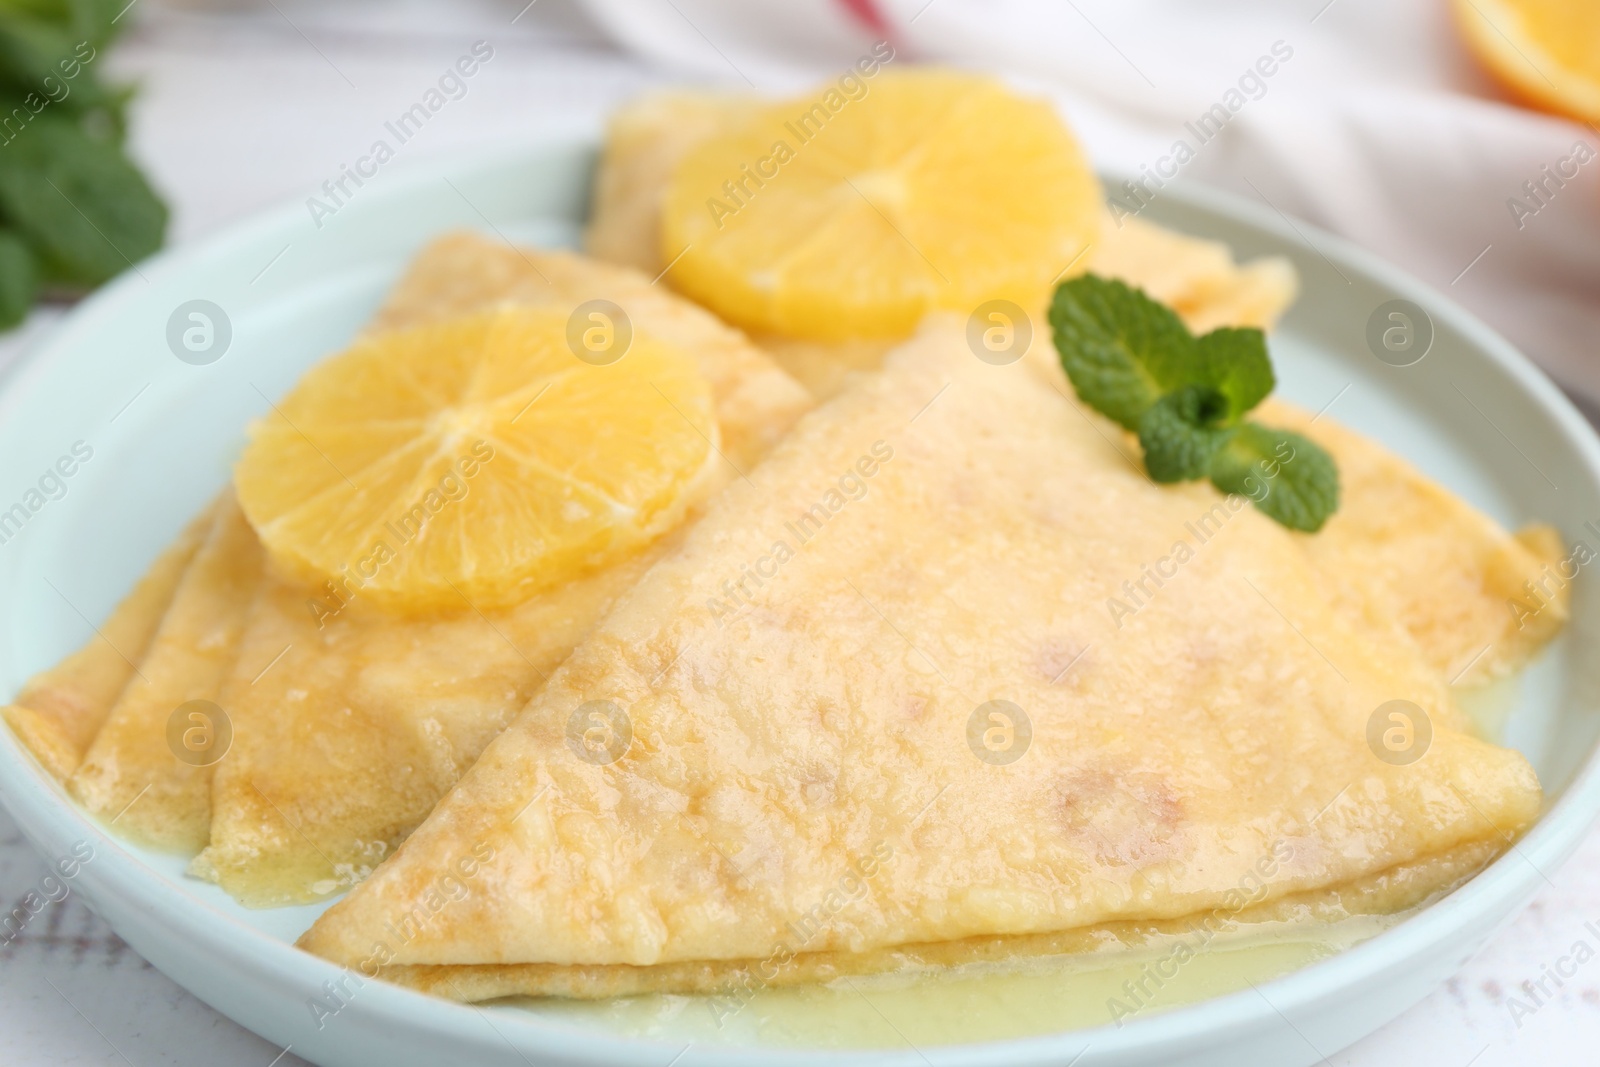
[1,3,1596,1063]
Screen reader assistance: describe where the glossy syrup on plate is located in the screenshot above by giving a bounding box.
[516,913,1403,1048]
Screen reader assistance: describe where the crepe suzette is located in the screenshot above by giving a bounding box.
[583,74,1299,400]
[185,237,814,907]
[0,235,811,905]
[297,73,1561,991]
[299,317,1548,999]
[586,68,1563,688]
[8,70,1561,941]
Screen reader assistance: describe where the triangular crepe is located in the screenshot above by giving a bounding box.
[3,504,214,780]
[299,319,1541,997]
[584,88,1563,685]
[583,90,1299,400]
[68,493,264,851]
[193,548,662,905]
[191,235,814,905]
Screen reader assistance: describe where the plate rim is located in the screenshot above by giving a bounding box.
[0,138,1597,1066]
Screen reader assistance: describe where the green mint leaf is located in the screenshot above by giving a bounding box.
[1049,274,1201,430]
[1208,422,1340,532]
[1195,326,1274,420]
[0,115,166,286]
[1138,385,1234,483]
[0,1,127,49]
[0,18,112,112]
[1051,273,1339,533]
[0,229,37,327]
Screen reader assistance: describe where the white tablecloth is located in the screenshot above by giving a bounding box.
[1,3,1597,1064]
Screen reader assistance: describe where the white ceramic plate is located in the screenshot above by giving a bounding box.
[1,137,1598,1067]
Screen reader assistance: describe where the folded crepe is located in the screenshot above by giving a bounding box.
[6,167,1559,943]
[1260,400,1566,687]
[67,493,264,851]
[583,89,1299,400]
[3,504,214,780]
[190,235,814,905]
[299,318,1546,999]
[585,87,1563,688]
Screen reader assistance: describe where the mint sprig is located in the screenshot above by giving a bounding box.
[1138,385,1231,483]
[1049,274,1339,533]
[1210,423,1339,532]
[1046,272,1193,430]
[0,1,166,328]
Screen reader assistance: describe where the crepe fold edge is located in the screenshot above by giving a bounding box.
[358,839,1503,1002]
[68,493,265,852]
[3,501,218,780]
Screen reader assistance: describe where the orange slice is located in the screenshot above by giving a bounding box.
[662,69,1102,341]
[234,306,716,613]
[1454,0,1600,122]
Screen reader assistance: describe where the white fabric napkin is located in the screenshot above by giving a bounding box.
[578,0,1600,405]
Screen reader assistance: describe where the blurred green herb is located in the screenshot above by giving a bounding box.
[0,0,166,327]
[1049,273,1340,532]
